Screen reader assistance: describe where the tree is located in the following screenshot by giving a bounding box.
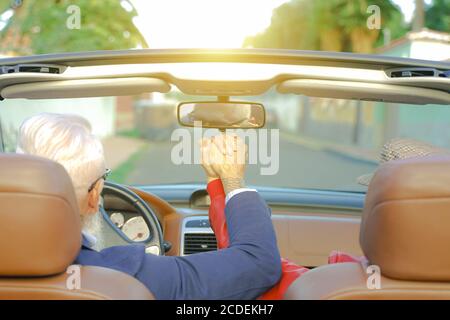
[413,0,425,31]
[0,0,147,55]
[425,0,450,32]
[243,0,408,53]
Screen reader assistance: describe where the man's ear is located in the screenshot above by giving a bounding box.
[87,180,104,215]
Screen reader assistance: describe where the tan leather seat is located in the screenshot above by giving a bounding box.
[285,154,450,299]
[0,154,154,300]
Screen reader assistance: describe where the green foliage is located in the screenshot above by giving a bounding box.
[117,128,141,139]
[0,0,147,55]
[425,0,450,32]
[244,0,408,53]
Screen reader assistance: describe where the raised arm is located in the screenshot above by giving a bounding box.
[134,135,281,299]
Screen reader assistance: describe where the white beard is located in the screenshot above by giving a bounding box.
[81,212,104,250]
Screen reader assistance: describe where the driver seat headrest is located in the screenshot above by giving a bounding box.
[0,153,154,300]
[360,154,450,281]
[0,153,81,276]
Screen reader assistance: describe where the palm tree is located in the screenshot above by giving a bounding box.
[244,0,407,53]
[413,0,425,31]
[0,0,147,56]
[425,0,449,32]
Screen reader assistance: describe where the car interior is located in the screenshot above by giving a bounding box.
[0,49,449,299]
[0,153,154,300]
[285,154,450,299]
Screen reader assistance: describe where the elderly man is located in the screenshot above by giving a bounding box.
[16,113,281,300]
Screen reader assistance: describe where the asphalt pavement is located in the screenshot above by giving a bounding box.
[125,135,378,192]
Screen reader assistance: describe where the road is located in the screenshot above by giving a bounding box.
[125,136,377,192]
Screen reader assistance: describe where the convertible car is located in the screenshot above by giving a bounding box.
[0,49,449,299]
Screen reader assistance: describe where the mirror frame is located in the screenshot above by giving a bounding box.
[177,100,266,129]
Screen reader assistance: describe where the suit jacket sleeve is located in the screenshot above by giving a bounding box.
[134,191,282,300]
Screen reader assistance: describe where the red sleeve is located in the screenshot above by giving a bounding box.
[206,179,309,300]
[258,258,309,300]
[328,250,368,264]
[206,179,229,249]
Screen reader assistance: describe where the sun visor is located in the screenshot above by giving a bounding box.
[277,79,450,105]
[1,77,171,99]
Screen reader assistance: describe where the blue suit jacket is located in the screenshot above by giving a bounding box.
[75,191,282,299]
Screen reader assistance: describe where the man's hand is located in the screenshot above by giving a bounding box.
[200,134,247,194]
[199,138,219,183]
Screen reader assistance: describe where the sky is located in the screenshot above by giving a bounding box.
[392,0,432,22]
[131,0,291,48]
[130,0,431,49]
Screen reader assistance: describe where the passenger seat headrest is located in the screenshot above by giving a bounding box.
[360,154,450,281]
[0,153,81,276]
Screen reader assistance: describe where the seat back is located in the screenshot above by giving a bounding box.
[0,154,153,299]
[285,262,450,300]
[285,155,450,299]
[0,266,154,300]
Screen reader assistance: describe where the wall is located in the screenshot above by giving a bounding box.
[0,97,116,151]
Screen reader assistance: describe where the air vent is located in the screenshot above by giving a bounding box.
[387,68,444,78]
[0,64,65,75]
[183,233,217,255]
[18,66,60,74]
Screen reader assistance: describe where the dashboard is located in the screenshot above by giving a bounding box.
[101,186,218,255]
[181,216,217,255]
[101,183,365,267]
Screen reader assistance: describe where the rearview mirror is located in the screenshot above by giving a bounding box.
[177,101,265,129]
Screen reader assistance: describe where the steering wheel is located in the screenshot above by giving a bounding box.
[99,181,164,256]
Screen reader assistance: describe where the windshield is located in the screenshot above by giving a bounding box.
[2,92,449,192]
[0,0,448,192]
[0,0,448,56]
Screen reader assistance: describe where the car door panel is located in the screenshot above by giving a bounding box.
[272,214,362,267]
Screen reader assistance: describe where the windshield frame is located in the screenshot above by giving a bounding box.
[1,48,449,71]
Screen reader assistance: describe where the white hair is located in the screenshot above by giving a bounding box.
[16,113,106,202]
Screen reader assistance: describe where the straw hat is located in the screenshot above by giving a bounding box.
[357,138,450,186]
